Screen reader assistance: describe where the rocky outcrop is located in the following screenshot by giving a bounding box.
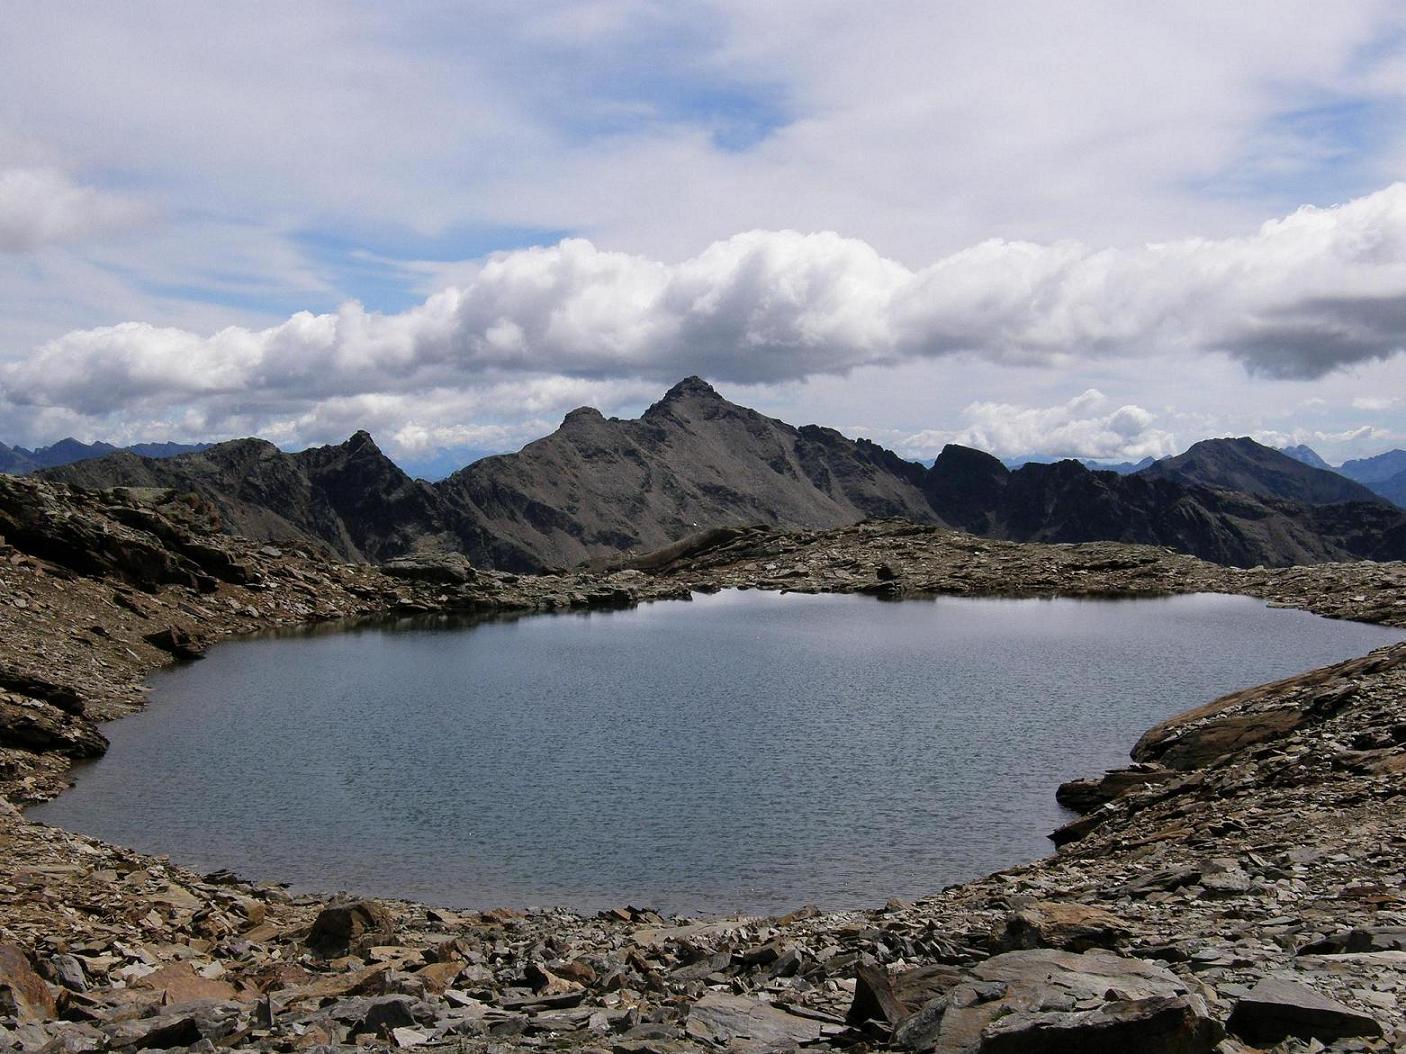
[43,433,454,564]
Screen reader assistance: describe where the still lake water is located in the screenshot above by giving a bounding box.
[31,591,1405,915]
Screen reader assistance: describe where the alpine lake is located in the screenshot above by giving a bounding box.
[30,590,1406,916]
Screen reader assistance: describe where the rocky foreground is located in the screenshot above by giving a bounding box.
[2,474,1406,1052]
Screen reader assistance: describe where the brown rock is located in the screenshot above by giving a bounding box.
[1000,900,1132,952]
[412,959,464,994]
[142,625,205,661]
[131,962,239,1004]
[306,900,397,957]
[0,943,57,1021]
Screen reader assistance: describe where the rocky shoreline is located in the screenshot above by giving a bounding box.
[3,475,1406,1052]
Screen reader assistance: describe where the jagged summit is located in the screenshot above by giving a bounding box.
[643,375,726,416]
[341,430,382,453]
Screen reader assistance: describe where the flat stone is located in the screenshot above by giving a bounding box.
[685,992,827,1052]
[1227,977,1383,1043]
[922,950,1221,1054]
[130,961,239,1003]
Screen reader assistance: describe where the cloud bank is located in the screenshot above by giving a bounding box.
[4,184,1406,454]
[901,390,1177,461]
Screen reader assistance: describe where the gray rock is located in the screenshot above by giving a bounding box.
[914,950,1221,1054]
[685,992,827,1052]
[1227,977,1383,1043]
[42,953,88,992]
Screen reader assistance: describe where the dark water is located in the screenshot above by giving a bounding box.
[30,591,1404,915]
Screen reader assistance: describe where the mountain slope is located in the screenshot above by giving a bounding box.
[45,433,452,562]
[1365,469,1406,508]
[438,377,941,569]
[1137,437,1384,506]
[1280,444,1332,470]
[1338,449,1406,484]
[926,448,1406,566]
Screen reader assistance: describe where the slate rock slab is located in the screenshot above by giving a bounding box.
[685,992,827,1052]
[1227,977,1383,1043]
[893,949,1221,1054]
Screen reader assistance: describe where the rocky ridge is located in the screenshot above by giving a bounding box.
[41,379,1406,572]
[2,475,1406,1051]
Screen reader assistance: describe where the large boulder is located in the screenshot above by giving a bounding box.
[1227,977,1382,1044]
[685,992,828,1053]
[306,900,398,957]
[888,949,1221,1054]
[998,901,1131,952]
[0,695,108,758]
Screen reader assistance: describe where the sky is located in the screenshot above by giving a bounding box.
[4,2,1406,476]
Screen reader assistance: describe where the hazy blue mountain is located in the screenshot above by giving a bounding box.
[1002,455,1156,474]
[1368,470,1406,507]
[0,443,38,474]
[0,438,210,474]
[1338,449,1406,484]
[1279,444,1333,470]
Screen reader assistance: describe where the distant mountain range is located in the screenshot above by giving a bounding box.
[0,438,209,475]
[1002,455,1156,475]
[28,378,1406,571]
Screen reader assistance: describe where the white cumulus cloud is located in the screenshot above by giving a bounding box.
[6,184,1406,447]
[900,390,1178,461]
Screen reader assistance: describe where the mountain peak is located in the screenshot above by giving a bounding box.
[562,406,605,425]
[344,430,382,453]
[642,376,728,421]
[1140,436,1383,507]
[1280,443,1331,470]
[660,376,721,402]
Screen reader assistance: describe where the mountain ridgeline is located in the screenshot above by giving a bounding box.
[0,438,209,475]
[33,378,1406,570]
